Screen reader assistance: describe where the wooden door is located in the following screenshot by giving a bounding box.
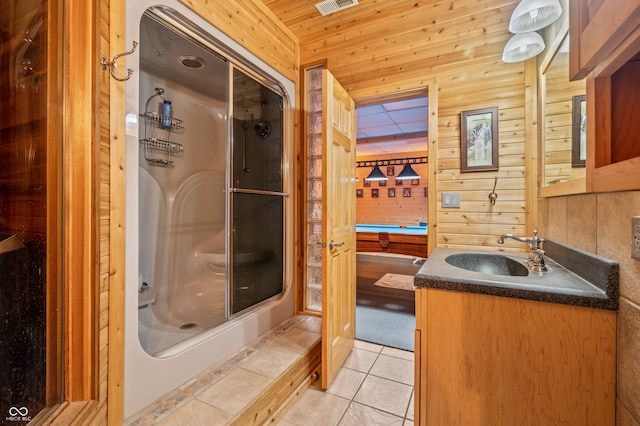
[321,69,357,389]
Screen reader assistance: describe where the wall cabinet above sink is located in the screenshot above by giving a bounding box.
[570,0,640,192]
[569,0,640,80]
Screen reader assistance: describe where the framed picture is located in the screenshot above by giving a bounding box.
[364,179,371,187]
[379,180,387,187]
[460,107,499,172]
[411,179,420,186]
[403,188,411,197]
[395,179,403,186]
[572,94,586,168]
[371,188,379,198]
[356,189,363,198]
[388,188,396,198]
[424,187,428,197]
[387,166,395,176]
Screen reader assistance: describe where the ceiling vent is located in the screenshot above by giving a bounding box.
[315,0,358,16]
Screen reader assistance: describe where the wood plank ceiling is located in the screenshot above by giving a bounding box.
[262,0,437,157]
[263,0,430,45]
[262,0,517,158]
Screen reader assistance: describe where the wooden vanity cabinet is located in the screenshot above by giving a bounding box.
[414,288,616,425]
[569,0,640,192]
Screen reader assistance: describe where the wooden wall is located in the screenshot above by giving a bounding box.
[103,0,535,421]
[287,0,533,252]
[356,152,429,226]
[179,0,299,83]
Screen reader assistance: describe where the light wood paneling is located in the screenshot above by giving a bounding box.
[107,0,126,423]
[415,288,616,425]
[271,0,532,252]
[179,0,299,82]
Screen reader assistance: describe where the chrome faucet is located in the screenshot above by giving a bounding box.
[497,229,547,272]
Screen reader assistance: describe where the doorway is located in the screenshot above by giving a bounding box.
[353,93,429,352]
[300,64,430,354]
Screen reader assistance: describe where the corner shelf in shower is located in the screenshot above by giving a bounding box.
[138,284,157,307]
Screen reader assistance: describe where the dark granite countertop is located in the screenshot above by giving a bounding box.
[415,243,619,310]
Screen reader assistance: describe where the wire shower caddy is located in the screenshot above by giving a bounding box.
[140,87,184,166]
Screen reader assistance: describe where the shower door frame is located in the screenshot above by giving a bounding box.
[228,64,288,317]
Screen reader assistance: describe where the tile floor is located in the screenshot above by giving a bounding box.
[278,340,414,426]
[125,315,414,425]
[124,315,323,425]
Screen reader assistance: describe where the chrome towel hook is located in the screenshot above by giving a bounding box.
[101,41,138,82]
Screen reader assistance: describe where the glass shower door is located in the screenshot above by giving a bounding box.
[231,68,285,314]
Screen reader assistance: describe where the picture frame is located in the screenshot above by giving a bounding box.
[395,179,403,186]
[388,188,395,198]
[460,107,499,172]
[571,94,586,168]
[371,188,379,198]
[424,187,428,197]
[363,179,371,187]
[387,166,395,176]
[379,180,387,187]
[403,188,411,197]
[356,189,363,198]
[411,179,420,186]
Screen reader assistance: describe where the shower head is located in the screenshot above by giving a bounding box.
[255,121,271,139]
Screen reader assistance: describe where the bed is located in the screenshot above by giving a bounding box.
[355,224,428,258]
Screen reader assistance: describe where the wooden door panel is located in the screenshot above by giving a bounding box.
[321,69,356,389]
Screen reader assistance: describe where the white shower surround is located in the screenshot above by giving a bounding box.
[124,0,296,418]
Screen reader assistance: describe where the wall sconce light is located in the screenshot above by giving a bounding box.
[509,0,562,33]
[365,163,388,181]
[395,162,421,180]
[502,32,545,63]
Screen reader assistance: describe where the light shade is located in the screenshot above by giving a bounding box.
[502,32,545,63]
[509,0,562,33]
[395,163,421,180]
[365,164,388,181]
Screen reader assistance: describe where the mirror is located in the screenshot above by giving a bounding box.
[540,25,587,196]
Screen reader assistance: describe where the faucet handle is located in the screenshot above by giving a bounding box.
[532,229,545,241]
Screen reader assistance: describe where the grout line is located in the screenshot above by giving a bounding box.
[331,347,414,425]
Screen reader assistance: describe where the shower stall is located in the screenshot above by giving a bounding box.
[124,2,295,417]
